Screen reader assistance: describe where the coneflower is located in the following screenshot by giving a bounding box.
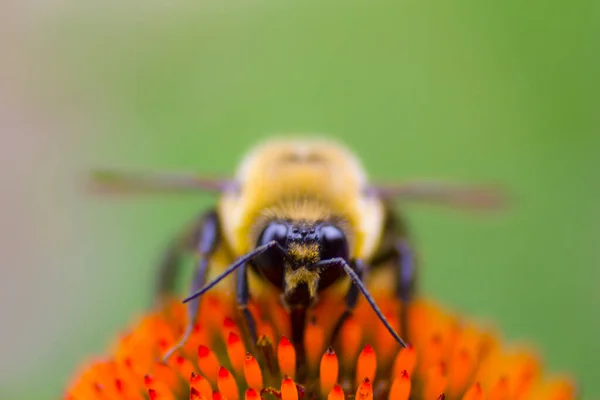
[64,291,576,400]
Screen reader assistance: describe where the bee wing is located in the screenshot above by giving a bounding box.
[366,180,509,210]
[89,169,238,195]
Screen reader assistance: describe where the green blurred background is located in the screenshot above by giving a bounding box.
[1,1,598,399]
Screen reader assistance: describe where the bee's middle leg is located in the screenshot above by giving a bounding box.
[162,210,220,361]
[394,239,417,341]
[236,263,258,347]
[235,243,288,349]
[154,210,219,305]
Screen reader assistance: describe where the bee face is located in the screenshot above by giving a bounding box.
[251,219,349,306]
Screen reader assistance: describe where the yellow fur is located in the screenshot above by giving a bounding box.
[287,242,320,264]
[218,138,385,260]
[261,197,332,222]
[284,266,321,299]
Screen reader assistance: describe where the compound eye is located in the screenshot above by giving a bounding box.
[257,221,288,247]
[320,224,349,260]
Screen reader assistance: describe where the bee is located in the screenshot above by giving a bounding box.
[92,137,504,365]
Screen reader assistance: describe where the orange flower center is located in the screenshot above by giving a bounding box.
[64,292,576,400]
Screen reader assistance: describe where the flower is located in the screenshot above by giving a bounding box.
[64,290,576,400]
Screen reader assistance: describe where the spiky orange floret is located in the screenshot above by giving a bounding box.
[64,292,576,400]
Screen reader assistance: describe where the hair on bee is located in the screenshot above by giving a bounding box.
[92,137,507,368]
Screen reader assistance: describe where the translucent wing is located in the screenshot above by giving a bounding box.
[89,169,237,195]
[366,180,509,210]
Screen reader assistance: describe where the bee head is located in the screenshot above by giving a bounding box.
[252,220,349,306]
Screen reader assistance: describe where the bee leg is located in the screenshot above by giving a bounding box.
[236,263,258,348]
[328,259,362,346]
[316,257,407,348]
[154,240,188,306]
[290,307,308,380]
[161,210,220,362]
[233,243,290,350]
[394,239,416,341]
[153,209,219,306]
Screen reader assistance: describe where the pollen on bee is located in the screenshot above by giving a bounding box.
[197,345,220,383]
[190,372,213,399]
[243,353,263,389]
[355,344,377,387]
[217,366,238,400]
[320,347,339,396]
[244,388,260,400]
[355,378,373,400]
[388,370,411,400]
[278,337,296,379]
[327,384,345,400]
[226,332,246,375]
[281,376,299,400]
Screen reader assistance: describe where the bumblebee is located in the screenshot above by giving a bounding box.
[93,137,504,365]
